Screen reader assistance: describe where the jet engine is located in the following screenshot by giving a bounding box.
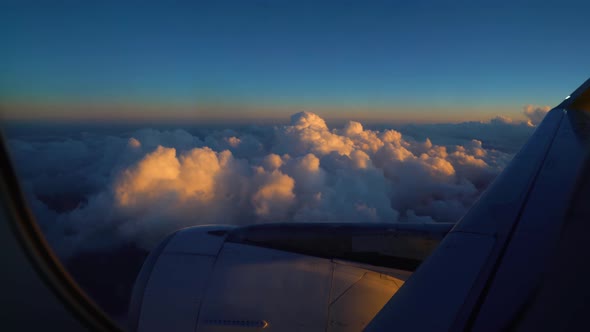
[129,222,451,332]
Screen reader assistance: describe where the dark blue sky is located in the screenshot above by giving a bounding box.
[1,0,589,122]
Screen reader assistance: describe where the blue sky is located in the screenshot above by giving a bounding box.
[1,0,589,122]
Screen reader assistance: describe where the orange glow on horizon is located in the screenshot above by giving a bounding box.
[0,100,526,125]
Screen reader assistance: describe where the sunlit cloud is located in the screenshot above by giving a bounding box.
[5,111,542,258]
[523,104,551,127]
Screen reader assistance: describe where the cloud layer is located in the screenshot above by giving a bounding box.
[6,106,549,257]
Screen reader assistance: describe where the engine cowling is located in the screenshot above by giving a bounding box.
[129,223,451,332]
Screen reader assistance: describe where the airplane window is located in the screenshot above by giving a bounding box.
[1,1,584,331]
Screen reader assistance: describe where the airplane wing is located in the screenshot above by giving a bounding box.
[367,77,590,331]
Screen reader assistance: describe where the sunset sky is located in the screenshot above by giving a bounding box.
[1,1,589,123]
[5,2,589,319]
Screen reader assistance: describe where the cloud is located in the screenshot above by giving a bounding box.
[3,109,548,320]
[6,111,538,258]
[490,115,514,125]
[275,111,355,156]
[263,153,284,171]
[391,113,542,155]
[127,137,141,149]
[251,168,296,220]
[523,105,551,127]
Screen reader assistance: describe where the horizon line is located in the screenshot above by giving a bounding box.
[0,101,537,125]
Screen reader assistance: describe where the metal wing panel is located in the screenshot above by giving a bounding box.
[367,77,590,331]
[471,108,590,331]
[366,232,496,331]
[366,108,565,332]
[516,153,590,331]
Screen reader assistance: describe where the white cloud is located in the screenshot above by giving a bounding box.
[263,153,283,171]
[276,112,356,156]
[523,105,551,127]
[251,169,296,220]
[7,110,538,257]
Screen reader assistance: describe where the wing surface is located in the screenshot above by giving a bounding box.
[367,78,590,332]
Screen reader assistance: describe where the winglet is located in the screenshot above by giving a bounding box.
[557,77,590,111]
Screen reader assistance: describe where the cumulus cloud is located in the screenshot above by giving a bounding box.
[127,137,141,149]
[490,115,514,125]
[392,109,548,155]
[251,168,296,220]
[263,153,283,171]
[275,111,355,156]
[6,111,540,258]
[523,105,551,127]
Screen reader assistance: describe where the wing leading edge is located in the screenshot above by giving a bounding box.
[367,77,590,332]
